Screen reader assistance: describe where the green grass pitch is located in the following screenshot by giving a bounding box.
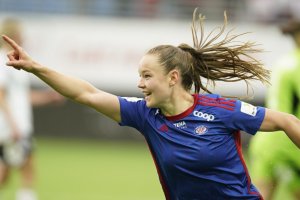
[2,137,164,200]
[2,136,294,200]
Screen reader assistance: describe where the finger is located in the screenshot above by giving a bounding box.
[7,53,17,61]
[2,35,22,51]
[6,61,21,70]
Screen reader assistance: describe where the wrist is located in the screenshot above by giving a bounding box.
[31,61,45,74]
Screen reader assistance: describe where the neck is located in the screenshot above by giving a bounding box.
[160,89,194,117]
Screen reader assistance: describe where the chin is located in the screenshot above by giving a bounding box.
[145,100,156,108]
[145,101,153,108]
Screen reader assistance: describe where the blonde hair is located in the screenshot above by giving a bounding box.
[147,8,270,97]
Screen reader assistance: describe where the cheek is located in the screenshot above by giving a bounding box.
[153,84,171,100]
[146,77,170,95]
[151,81,167,93]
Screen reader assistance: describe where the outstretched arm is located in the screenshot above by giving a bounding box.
[260,108,300,148]
[2,35,121,122]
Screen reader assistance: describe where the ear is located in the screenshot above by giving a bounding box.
[168,69,179,87]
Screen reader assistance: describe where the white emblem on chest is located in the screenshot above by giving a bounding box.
[173,121,187,129]
[193,111,215,121]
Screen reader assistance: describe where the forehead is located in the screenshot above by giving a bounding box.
[138,54,162,74]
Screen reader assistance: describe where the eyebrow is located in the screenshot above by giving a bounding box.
[139,69,151,75]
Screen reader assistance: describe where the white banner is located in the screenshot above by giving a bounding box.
[1,14,294,100]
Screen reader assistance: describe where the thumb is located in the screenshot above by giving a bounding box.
[6,61,21,70]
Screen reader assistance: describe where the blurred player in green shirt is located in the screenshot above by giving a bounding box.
[249,20,300,199]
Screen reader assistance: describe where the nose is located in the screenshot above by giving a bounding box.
[137,78,145,89]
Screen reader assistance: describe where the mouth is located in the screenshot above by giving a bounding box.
[142,91,152,99]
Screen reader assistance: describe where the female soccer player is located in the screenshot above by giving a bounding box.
[2,9,300,200]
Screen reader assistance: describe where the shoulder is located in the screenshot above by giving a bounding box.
[196,93,237,112]
[119,97,144,103]
[118,96,158,129]
[195,94,262,121]
[118,96,153,114]
[118,96,146,109]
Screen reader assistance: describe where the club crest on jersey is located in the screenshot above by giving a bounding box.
[194,125,208,135]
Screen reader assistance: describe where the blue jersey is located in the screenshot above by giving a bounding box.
[118,94,265,200]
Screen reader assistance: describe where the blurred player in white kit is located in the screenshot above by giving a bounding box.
[0,18,64,200]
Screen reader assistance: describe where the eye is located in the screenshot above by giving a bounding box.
[143,74,151,79]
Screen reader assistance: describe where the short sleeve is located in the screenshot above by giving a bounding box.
[223,100,266,135]
[118,96,148,132]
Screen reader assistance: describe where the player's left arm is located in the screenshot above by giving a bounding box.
[260,108,300,148]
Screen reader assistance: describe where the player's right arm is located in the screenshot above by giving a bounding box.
[1,35,121,123]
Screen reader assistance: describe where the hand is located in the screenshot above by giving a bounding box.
[2,35,38,72]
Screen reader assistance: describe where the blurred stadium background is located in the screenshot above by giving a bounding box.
[0,0,299,199]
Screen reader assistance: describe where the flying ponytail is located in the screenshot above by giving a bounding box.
[147,8,270,96]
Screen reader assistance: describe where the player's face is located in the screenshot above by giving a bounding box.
[138,54,173,108]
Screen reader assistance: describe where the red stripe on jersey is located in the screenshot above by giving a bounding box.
[217,97,236,102]
[197,101,235,111]
[219,100,236,107]
[145,141,171,200]
[234,132,264,200]
[198,95,236,110]
[199,96,236,107]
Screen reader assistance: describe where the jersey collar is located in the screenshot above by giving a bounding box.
[165,94,198,121]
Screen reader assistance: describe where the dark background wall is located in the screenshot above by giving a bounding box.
[33,91,264,143]
[32,92,144,141]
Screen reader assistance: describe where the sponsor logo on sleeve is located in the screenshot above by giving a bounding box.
[240,102,257,116]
